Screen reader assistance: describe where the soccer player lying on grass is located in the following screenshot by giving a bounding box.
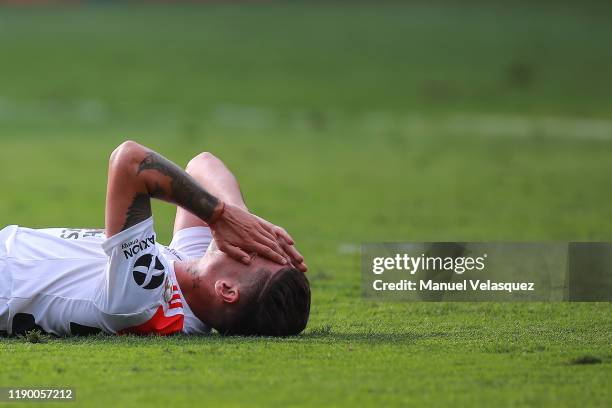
[0,141,310,337]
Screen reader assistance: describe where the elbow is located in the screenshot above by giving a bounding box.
[186,151,221,174]
[109,140,146,175]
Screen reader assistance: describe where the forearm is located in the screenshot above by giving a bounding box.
[137,150,223,222]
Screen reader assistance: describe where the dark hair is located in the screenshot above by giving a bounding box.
[219,267,311,336]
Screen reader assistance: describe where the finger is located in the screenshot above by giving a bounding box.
[257,224,278,244]
[275,228,295,245]
[252,242,287,265]
[221,243,252,265]
[258,220,276,235]
[282,241,304,264]
[293,261,308,272]
[253,231,286,260]
[279,239,307,272]
[254,217,275,236]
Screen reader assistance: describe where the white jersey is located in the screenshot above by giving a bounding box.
[0,218,211,337]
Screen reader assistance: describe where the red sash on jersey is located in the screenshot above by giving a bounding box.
[118,305,184,336]
[117,283,184,336]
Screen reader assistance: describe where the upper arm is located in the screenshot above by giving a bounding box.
[105,141,151,238]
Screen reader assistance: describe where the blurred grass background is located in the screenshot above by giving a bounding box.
[1,0,611,244]
[0,1,611,407]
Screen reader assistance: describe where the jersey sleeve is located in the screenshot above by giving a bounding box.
[94,218,183,335]
[168,226,213,260]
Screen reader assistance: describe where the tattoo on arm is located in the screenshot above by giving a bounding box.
[137,152,219,223]
[122,193,152,230]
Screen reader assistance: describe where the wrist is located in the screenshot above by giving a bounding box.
[208,200,226,226]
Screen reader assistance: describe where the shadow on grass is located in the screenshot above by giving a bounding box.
[301,325,449,344]
[2,328,448,346]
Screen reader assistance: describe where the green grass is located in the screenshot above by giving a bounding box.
[0,1,611,407]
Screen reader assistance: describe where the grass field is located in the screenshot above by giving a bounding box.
[0,1,611,407]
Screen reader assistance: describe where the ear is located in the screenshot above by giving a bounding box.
[214,280,240,304]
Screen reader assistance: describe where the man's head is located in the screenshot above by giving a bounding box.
[194,250,311,336]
